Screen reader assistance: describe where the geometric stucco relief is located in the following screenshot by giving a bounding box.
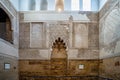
[47,23,69,48]
[103,8,120,45]
[73,23,88,48]
[100,8,120,58]
[30,23,43,48]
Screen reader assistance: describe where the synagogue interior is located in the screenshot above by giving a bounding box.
[0,0,120,80]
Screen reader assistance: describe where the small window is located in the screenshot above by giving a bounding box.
[83,0,91,11]
[4,63,10,70]
[71,0,80,11]
[79,64,84,69]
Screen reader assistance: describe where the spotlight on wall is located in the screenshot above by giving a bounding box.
[55,0,64,12]
[58,8,62,12]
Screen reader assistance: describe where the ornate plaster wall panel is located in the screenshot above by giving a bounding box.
[30,23,43,48]
[99,5,120,58]
[103,9,120,45]
[19,9,99,60]
[99,0,119,19]
[48,23,69,48]
[19,22,99,60]
[19,23,30,48]
[88,23,99,50]
[0,0,17,17]
[73,23,88,49]
[99,0,120,79]
[0,0,19,80]
[0,0,19,57]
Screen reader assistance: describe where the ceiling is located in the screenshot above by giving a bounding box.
[9,0,108,11]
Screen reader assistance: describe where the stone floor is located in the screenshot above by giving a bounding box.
[19,76,112,80]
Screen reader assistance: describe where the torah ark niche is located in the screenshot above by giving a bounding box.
[51,37,67,76]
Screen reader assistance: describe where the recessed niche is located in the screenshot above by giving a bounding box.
[115,61,119,66]
[79,64,84,69]
[4,63,10,70]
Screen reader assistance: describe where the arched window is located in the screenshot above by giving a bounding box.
[71,0,80,11]
[29,0,35,10]
[0,8,13,43]
[40,0,48,10]
[83,0,91,11]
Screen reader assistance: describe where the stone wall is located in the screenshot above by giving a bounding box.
[19,59,99,79]
[19,60,50,77]
[68,60,99,76]
[0,0,19,47]
[19,11,99,60]
[99,0,120,79]
[0,0,19,57]
[0,0,19,80]
[19,10,99,79]
[99,56,120,80]
[0,53,18,80]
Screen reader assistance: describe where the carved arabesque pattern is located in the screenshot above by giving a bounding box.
[51,37,67,58]
[52,37,66,51]
[48,23,69,48]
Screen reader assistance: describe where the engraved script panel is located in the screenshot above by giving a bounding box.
[30,23,43,48]
[74,23,88,48]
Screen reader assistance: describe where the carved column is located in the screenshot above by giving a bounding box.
[68,15,73,48]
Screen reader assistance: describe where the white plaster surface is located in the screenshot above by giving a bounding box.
[19,49,51,60]
[0,39,18,57]
[114,41,120,54]
[74,23,88,48]
[67,49,79,59]
[103,9,120,45]
[30,23,43,48]
[68,49,99,59]
[20,11,94,22]
[99,8,120,58]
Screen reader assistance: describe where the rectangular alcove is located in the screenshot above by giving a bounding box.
[4,63,10,70]
[79,64,84,69]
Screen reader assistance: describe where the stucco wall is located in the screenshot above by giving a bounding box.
[19,11,99,79]
[0,0,19,57]
[99,0,120,79]
[9,0,19,11]
[0,0,19,80]
[19,11,99,60]
[99,0,120,59]
[0,53,18,80]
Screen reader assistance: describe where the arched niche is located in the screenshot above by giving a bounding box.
[51,37,67,76]
[51,37,67,59]
[0,8,13,43]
